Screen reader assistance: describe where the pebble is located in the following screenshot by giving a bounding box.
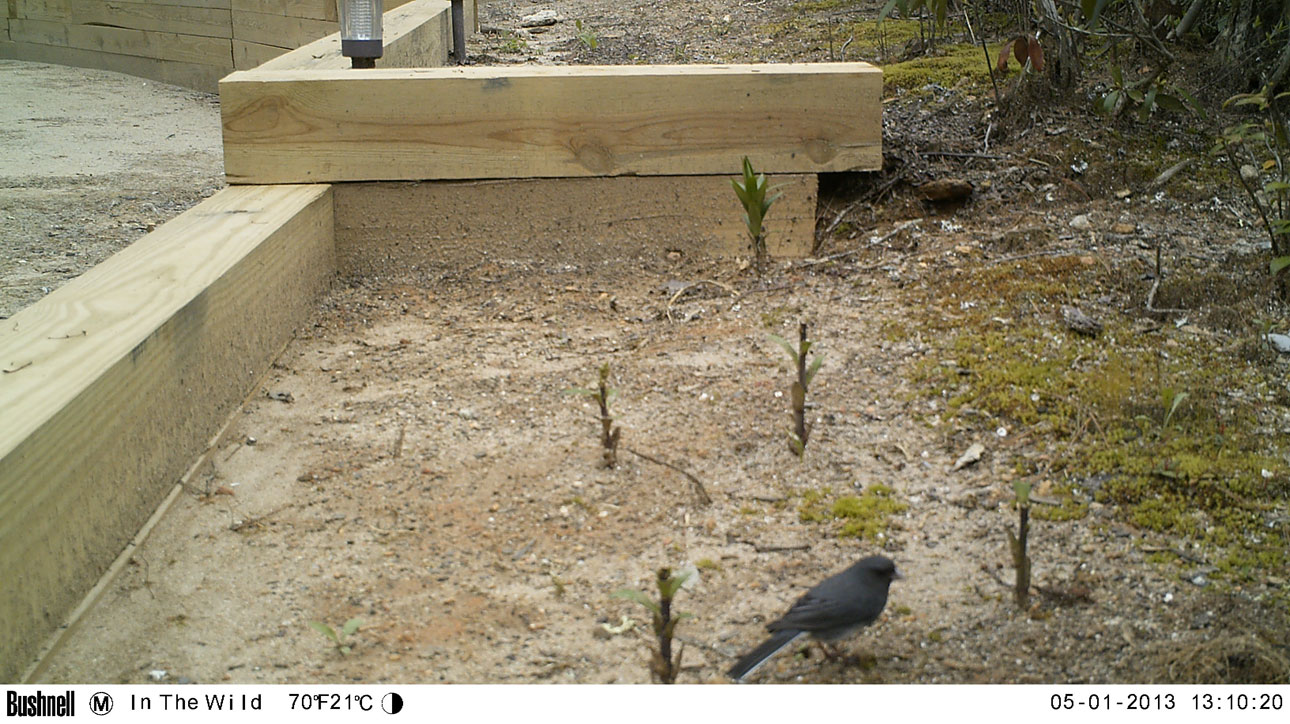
[520,10,559,27]
[1069,214,1092,230]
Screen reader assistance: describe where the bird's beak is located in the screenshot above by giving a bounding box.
[893,567,905,580]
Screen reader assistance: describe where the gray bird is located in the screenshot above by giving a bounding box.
[727,555,902,681]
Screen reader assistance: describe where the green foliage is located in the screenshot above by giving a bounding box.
[308,618,362,656]
[732,156,782,273]
[879,0,949,31]
[799,484,907,540]
[1215,86,1290,291]
[613,568,692,683]
[575,19,599,50]
[1100,65,1202,121]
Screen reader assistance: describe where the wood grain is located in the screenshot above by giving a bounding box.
[14,0,234,39]
[10,17,233,65]
[230,9,334,47]
[221,63,883,183]
[0,185,334,683]
[333,174,818,274]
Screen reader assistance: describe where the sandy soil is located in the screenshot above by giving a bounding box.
[10,0,1290,685]
[0,59,225,319]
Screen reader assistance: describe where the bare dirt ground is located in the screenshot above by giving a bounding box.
[14,0,1290,684]
[0,59,225,319]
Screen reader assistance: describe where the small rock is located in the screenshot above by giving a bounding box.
[915,178,973,202]
[1111,222,1136,235]
[149,670,167,681]
[1069,214,1092,230]
[1264,333,1290,354]
[1062,305,1103,336]
[952,442,985,471]
[520,10,559,27]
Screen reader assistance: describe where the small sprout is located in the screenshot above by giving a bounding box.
[768,322,824,456]
[566,362,621,467]
[613,568,693,684]
[732,156,783,275]
[1007,481,1032,609]
[308,617,362,656]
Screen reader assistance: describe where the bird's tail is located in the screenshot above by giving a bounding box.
[727,629,806,682]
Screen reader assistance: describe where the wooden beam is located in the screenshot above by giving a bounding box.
[221,63,883,184]
[333,174,818,273]
[253,0,463,71]
[0,38,231,91]
[0,184,334,683]
[229,0,414,23]
[234,37,285,68]
[10,17,233,66]
[14,0,234,39]
[231,9,334,47]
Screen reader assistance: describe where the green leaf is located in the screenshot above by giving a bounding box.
[612,588,661,615]
[659,571,691,598]
[1175,87,1205,118]
[1265,181,1290,193]
[342,618,363,637]
[1154,94,1186,113]
[805,354,824,387]
[767,333,800,364]
[1012,480,1032,505]
[338,645,351,656]
[308,621,338,643]
[1164,391,1189,426]
[1271,256,1290,275]
[1111,65,1123,87]
[878,0,902,23]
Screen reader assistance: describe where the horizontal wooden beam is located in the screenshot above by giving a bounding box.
[10,17,233,66]
[220,62,882,184]
[0,38,231,91]
[14,0,234,39]
[334,174,818,273]
[0,184,334,683]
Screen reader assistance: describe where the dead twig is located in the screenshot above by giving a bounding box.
[665,280,739,322]
[739,540,811,553]
[230,504,292,532]
[624,446,712,506]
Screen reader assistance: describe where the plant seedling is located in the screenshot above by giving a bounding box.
[566,362,621,468]
[575,19,599,50]
[1006,481,1031,609]
[731,156,782,275]
[768,322,824,456]
[309,618,362,656]
[612,568,692,684]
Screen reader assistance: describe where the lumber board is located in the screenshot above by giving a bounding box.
[233,37,284,68]
[253,0,460,71]
[230,8,333,47]
[0,38,230,91]
[333,174,818,273]
[0,184,334,684]
[14,0,233,39]
[221,63,883,184]
[232,0,337,22]
[10,17,233,66]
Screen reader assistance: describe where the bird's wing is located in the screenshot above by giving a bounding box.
[767,591,874,632]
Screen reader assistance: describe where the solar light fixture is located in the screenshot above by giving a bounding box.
[338,0,382,68]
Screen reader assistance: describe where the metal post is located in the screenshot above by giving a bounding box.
[450,0,466,64]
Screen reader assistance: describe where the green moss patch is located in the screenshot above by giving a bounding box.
[800,484,908,541]
[904,256,1290,590]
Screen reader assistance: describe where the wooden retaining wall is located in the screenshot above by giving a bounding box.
[0,0,476,91]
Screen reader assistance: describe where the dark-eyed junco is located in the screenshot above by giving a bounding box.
[727,555,902,681]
